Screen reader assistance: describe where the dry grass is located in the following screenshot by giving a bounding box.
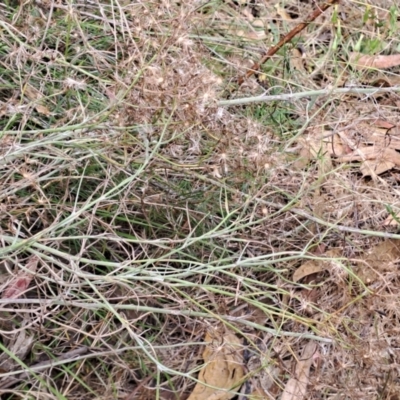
[1,0,400,399]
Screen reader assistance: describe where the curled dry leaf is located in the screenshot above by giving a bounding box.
[353,239,400,284]
[275,4,295,21]
[365,130,400,151]
[281,342,317,400]
[370,119,395,130]
[330,133,348,156]
[293,249,342,282]
[291,48,306,72]
[188,327,244,400]
[24,84,43,101]
[360,159,395,177]
[383,211,400,226]
[294,130,347,169]
[333,121,400,175]
[243,343,280,399]
[366,239,400,265]
[336,146,400,176]
[0,327,34,372]
[2,255,39,300]
[23,84,51,115]
[350,52,400,70]
[35,104,51,116]
[293,260,323,283]
[355,122,400,151]
[248,387,269,399]
[235,30,268,40]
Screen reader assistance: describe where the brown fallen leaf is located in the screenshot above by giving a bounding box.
[293,260,323,283]
[367,240,400,265]
[369,74,400,87]
[243,346,280,400]
[221,24,267,41]
[365,131,400,151]
[293,249,341,282]
[23,83,43,101]
[354,239,400,284]
[0,328,34,372]
[275,4,295,21]
[360,159,395,177]
[350,52,400,70]
[2,255,39,299]
[294,129,348,169]
[236,31,268,40]
[370,119,395,130]
[245,386,272,400]
[290,48,306,72]
[281,342,317,400]
[188,327,244,400]
[354,121,400,151]
[336,146,400,176]
[35,104,51,116]
[22,84,52,116]
[330,133,347,156]
[335,145,381,161]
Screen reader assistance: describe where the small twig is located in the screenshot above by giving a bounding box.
[237,0,340,85]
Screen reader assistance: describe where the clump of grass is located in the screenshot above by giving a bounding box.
[1,0,400,398]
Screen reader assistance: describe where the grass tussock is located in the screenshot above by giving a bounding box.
[1,0,400,399]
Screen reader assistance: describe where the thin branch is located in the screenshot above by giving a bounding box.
[237,0,340,85]
[218,86,400,107]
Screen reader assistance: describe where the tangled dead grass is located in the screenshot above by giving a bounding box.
[1,0,400,399]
